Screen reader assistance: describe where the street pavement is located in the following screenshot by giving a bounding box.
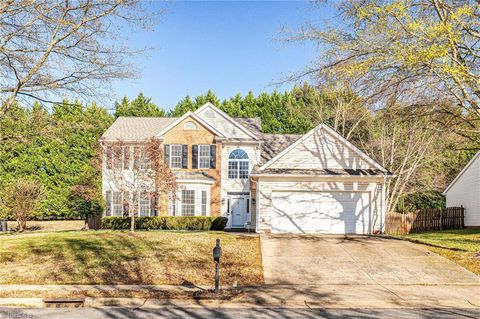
[1,307,480,319]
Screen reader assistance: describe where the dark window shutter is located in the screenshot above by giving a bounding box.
[106,146,112,169]
[151,194,157,216]
[210,145,216,169]
[182,144,188,168]
[192,145,198,169]
[133,147,139,170]
[164,144,170,167]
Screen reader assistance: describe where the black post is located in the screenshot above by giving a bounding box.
[212,238,222,293]
[215,260,220,293]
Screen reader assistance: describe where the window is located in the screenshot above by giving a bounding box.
[105,191,112,216]
[201,190,207,216]
[181,190,195,216]
[183,121,197,130]
[139,192,150,217]
[198,145,211,169]
[112,192,122,216]
[228,161,238,179]
[228,149,249,179]
[139,150,150,170]
[170,145,182,168]
[114,147,123,170]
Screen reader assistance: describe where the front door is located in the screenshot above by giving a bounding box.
[231,196,247,228]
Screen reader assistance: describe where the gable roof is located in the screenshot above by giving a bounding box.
[156,111,226,138]
[258,123,388,173]
[194,102,260,140]
[259,133,303,164]
[101,117,176,141]
[443,151,480,195]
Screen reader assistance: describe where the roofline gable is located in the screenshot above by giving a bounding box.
[258,123,388,172]
[194,102,259,140]
[156,111,226,138]
[443,150,480,195]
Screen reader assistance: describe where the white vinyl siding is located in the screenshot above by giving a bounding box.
[170,145,183,168]
[268,129,375,170]
[445,153,480,227]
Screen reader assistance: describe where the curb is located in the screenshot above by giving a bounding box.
[1,297,480,309]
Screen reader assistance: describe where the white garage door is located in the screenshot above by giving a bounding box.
[271,191,371,234]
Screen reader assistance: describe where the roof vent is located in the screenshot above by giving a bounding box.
[204,109,215,118]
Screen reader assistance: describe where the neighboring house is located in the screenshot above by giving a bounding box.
[100,102,391,234]
[443,151,480,228]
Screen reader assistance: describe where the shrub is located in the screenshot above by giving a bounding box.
[210,216,228,230]
[101,216,229,231]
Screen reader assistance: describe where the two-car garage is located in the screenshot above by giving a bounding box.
[270,190,371,234]
[254,179,385,235]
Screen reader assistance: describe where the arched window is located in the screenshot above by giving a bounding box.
[183,121,197,130]
[228,149,249,179]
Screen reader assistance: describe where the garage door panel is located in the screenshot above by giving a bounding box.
[271,191,370,234]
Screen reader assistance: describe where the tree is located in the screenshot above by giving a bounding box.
[0,0,161,115]
[360,105,438,213]
[0,100,113,219]
[3,179,45,231]
[114,93,166,118]
[290,0,480,120]
[101,138,177,232]
[169,90,220,116]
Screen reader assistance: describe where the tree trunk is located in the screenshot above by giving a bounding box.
[17,218,26,232]
[130,214,135,232]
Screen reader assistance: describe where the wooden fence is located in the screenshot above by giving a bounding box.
[385,206,464,235]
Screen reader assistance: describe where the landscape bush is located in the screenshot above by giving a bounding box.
[101,216,228,231]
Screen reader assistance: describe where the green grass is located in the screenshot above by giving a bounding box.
[0,231,263,286]
[403,229,480,275]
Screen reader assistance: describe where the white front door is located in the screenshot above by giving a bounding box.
[231,196,247,227]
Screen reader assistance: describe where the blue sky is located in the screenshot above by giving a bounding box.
[113,1,334,111]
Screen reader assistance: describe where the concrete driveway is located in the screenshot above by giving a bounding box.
[261,234,480,285]
[244,234,480,308]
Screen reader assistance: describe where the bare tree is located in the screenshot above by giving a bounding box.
[0,0,162,115]
[360,106,438,213]
[101,138,177,232]
[2,178,45,231]
[287,0,480,122]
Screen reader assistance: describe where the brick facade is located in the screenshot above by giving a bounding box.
[162,116,222,216]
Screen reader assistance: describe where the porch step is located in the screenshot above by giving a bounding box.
[224,228,252,233]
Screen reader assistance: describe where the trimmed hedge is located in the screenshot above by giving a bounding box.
[101,216,228,231]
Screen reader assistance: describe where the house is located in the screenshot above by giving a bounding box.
[443,151,480,228]
[100,102,391,234]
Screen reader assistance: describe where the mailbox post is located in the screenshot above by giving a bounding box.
[212,238,222,293]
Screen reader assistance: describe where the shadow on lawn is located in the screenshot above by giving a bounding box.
[26,232,179,285]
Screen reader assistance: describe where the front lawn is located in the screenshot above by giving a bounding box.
[403,229,480,275]
[0,231,263,286]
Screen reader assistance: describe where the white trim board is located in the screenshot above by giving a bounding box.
[195,102,259,140]
[443,150,480,195]
[258,123,387,172]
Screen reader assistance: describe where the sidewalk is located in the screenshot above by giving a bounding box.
[0,283,479,309]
